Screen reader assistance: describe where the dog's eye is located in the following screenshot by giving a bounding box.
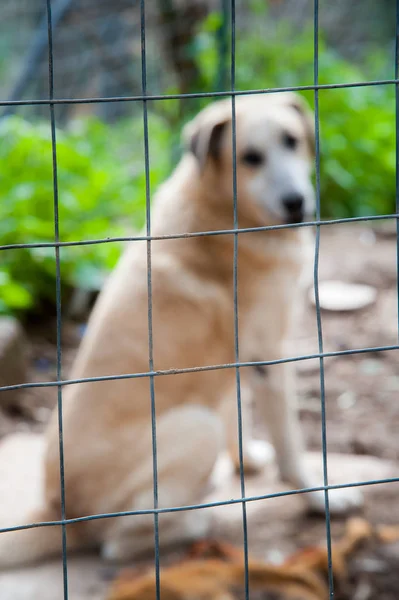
[282,132,298,150]
[241,150,264,166]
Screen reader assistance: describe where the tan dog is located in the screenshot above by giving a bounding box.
[0,93,362,568]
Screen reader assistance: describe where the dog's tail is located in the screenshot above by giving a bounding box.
[0,505,85,569]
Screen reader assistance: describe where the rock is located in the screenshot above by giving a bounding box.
[0,317,30,406]
[308,280,377,312]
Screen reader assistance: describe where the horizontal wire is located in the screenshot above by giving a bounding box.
[1,213,397,252]
[1,475,398,535]
[1,77,399,107]
[0,342,397,394]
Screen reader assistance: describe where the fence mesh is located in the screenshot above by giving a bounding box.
[1,1,399,600]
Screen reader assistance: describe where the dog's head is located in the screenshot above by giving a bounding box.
[183,93,315,225]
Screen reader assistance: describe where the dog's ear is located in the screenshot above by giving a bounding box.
[183,102,232,171]
[284,93,315,157]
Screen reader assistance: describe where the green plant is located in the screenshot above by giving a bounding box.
[0,113,172,316]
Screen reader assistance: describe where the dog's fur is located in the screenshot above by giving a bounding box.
[0,93,362,568]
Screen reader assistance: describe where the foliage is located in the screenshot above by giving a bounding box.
[0,114,171,315]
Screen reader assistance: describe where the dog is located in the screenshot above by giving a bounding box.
[0,93,362,569]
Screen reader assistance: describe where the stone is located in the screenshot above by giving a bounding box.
[308,280,377,312]
[0,317,29,406]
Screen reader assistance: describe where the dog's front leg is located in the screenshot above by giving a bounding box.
[219,384,275,476]
[253,360,308,487]
[253,358,362,515]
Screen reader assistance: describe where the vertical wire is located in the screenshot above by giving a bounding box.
[395,0,399,337]
[216,0,229,91]
[140,2,160,600]
[230,2,249,600]
[45,1,68,598]
[313,1,334,597]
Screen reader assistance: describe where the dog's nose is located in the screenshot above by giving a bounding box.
[282,193,304,223]
[282,193,304,215]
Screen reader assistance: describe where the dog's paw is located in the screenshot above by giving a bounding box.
[307,487,363,516]
[234,439,275,476]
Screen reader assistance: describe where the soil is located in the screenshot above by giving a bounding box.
[341,536,399,600]
[1,222,399,598]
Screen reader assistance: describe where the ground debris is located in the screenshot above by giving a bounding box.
[106,519,399,600]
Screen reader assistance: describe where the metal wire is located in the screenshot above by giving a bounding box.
[313,1,334,597]
[45,1,69,598]
[1,342,398,394]
[1,2,399,599]
[2,475,399,535]
[216,0,229,91]
[140,1,161,598]
[1,213,398,252]
[2,77,399,107]
[229,3,250,600]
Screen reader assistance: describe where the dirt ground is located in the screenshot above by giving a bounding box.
[1,222,399,597]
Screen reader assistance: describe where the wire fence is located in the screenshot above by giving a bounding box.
[0,1,399,600]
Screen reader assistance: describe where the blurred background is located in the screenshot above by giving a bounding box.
[0,0,398,319]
